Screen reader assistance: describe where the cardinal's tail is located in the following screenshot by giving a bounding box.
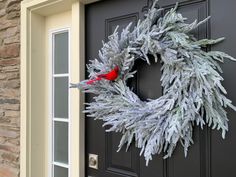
[97,74,106,78]
[86,80,96,85]
[86,77,102,85]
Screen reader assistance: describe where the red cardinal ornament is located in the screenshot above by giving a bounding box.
[86,66,119,85]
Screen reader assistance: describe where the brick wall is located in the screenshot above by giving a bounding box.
[0,0,21,176]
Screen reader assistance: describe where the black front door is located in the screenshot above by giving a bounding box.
[85,0,236,177]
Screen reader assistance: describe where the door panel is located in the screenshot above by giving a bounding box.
[85,0,236,177]
[86,2,147,177]
[165,3,207,177]
[210,0,236,177]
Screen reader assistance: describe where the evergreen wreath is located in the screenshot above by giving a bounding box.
[71,1,236,165]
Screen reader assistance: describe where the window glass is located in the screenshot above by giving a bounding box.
[54,77,68,118]
[54,121,68,164]
[54,165,68,177]
[54,32,68,74]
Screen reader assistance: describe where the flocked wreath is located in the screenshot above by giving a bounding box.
[71,1,236,165]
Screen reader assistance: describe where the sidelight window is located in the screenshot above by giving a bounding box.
[51,29,70,177]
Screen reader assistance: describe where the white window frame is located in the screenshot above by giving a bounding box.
[49,28,71,177]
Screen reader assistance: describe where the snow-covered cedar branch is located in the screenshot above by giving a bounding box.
[71,0,236,165]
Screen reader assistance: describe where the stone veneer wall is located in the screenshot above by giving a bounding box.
[0,0,21,176]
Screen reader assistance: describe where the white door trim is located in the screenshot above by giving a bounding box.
[20,0,100,176]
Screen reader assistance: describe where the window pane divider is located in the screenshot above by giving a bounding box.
[53,73,69,77]
[53,118,69,122]
[53,161,69,169]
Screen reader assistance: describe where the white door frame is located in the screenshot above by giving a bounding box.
[20,0,101,177]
